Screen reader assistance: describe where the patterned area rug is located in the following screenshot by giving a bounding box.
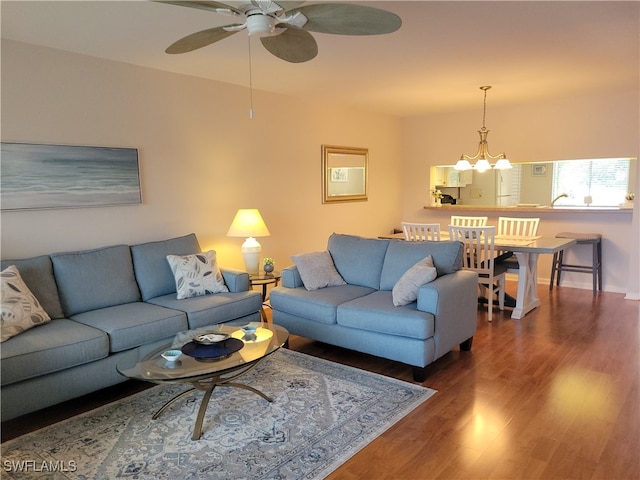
[2,349,435,479]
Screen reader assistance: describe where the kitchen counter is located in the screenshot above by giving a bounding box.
[424,205,633,214]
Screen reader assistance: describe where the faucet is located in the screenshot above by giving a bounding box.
[551,193,568,206]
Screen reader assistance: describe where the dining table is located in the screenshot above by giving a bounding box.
[384,232,577,319]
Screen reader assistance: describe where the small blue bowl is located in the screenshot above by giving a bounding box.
[242,325,257,335]
[161,349,182,362]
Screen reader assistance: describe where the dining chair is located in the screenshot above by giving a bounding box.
[497,217,540,238]
[496,217,540,273]
[450,215,488,227]
[448,225,507,321]
[401,222,441,241]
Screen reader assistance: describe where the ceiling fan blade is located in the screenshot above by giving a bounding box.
[154,1,243,16]
[275,1,306,11]
[249,0,306,13]
[294,3,401,35]
[166,26,239,54]
[260,26,318,63]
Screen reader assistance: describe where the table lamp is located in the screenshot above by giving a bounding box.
[226,209,271,274]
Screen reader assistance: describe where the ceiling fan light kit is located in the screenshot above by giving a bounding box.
[455,86,512,173]
[245,15,278,35]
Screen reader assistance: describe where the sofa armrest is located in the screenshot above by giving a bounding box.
[220,268,250,293]
[416,270,476,314]
[417,270,478,359]
[281,265,304,288]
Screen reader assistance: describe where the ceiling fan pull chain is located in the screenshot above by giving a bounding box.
[248,36,254,119]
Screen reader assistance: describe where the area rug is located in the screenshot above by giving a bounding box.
[1,349,436,479]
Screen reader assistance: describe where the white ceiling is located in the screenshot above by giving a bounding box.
[2,1,638,117]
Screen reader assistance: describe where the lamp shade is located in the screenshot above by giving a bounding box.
[454,159,472,171]
[494,158,512,170]
[474,158,491,173]
[226,209,271,238]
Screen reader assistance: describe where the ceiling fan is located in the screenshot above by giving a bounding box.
[155,0,402,63]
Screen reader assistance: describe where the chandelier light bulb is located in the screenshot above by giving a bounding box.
[475,158,491,173]
[454,159,472,171]
[494,158,512,170]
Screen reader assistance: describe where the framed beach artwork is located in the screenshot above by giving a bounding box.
[1,142,142,211]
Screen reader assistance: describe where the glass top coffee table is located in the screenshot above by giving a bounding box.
[117,322,289,440]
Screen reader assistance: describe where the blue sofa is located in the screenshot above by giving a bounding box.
[270,233,478,381]
[0,233,262,421]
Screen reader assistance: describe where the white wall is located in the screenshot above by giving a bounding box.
[1,41,403,269]
[401,88,640,295]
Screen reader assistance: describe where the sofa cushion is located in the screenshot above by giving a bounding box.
[51,245,141,316]
[131,233,201,301]
[269,284,375,325]
[0,255,65,319]
[166,250,229,299]
[379,240,463,290]
[70,302,187,353]
[147,290,262,330]
[392,255,438,307]
[291,251,346,291]
[327,234,389,289]
[1,265,51,342]
[337,291,435,340]
[0,319,108,386]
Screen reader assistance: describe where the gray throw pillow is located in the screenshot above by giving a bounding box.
[392,255,437,306]
[291,251,346,291]
[166,250,229,300]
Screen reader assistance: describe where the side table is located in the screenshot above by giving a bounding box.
[249,271,281,322]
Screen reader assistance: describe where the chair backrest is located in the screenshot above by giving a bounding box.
[401,222,441,241]
[448,225,497,276]
[450,215,488,227]
[497,217,540,237]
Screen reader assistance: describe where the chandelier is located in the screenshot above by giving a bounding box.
[455,86,512,173]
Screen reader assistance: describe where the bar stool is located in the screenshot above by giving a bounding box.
[549,232,602,296]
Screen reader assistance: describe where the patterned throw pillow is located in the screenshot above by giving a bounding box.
[392,255,438,306]
[1,265,51,342]
[291,251,346,291]
[166,250,229,300]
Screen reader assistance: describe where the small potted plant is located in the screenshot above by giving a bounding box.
[263,257,275,274]
[431,188,443,207]
[623,192,635,208]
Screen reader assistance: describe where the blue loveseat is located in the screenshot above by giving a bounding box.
[270,233,478,381]
[1,233,262,421]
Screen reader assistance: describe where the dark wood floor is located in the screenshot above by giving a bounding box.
[3,282,639,479]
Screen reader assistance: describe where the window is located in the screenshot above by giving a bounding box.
[552,158,631,206]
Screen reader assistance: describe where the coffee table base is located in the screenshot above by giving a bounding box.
[152,361,273,441]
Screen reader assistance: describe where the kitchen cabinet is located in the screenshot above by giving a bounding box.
[435,167,472,187]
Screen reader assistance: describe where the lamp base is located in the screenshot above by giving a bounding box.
[241,237,261,274]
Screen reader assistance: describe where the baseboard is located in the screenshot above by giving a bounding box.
[505,273,627,295]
